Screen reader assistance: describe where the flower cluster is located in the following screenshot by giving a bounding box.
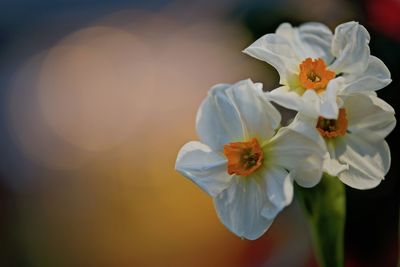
[175,21,396,240]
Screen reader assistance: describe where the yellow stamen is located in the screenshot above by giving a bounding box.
[299,58,335,93]
[223,138,263,176]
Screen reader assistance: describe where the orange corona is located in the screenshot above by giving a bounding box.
[223,138,264,176]
[299,58,335,93]
[316,108,348,138]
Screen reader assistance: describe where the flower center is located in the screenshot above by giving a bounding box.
[223,138,264,176]
[316,108,348,138]
[299,58,335,93]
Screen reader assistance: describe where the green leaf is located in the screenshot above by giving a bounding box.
[295,173,346,267]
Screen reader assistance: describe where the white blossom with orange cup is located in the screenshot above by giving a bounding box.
[243,21,391,120]
[289,92,396,189]
[175,79,325,239]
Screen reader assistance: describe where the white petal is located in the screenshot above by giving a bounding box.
[319,78,344,119]
[243,34,299,85]
[335,136,390,189]
[329,21,370,74]
[196,84,244,151]
[276,22,334,63]
[291,154,324,188]
[196,80,281,151]
[345,93,396,142]
[370,94,395,113]
[213,176,273,240]
[323,153,349,177]
[261,167,293,219]
[342,56,391,93]
[265,127,324,186]
[289,113,349,179]
[288,113,326,149]
[226,79,281,141]
[299,89,321,119]
[175,141,232,197]
[265,86,303,111]
[254,82,263,91]
[297,22,335,62]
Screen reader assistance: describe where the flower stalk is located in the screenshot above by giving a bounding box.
[295,174,345,267]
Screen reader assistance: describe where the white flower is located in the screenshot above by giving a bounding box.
[243,21,391,119]
[290,92,396,189]
[175,79,325,239]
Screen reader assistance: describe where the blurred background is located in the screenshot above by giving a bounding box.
[0,0,398,266]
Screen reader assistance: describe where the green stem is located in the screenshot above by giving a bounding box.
[295,174,346,267]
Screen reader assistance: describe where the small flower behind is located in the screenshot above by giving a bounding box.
[175,79,325,239]
[243,21,391,120]
[290,92,396,189]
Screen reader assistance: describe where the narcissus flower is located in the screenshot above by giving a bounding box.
[243,21,391,119]
[175,79,324,239]
[290,93,396,189]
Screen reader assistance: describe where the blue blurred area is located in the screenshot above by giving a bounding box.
[0,1,169,64]
[0,1,170,186]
